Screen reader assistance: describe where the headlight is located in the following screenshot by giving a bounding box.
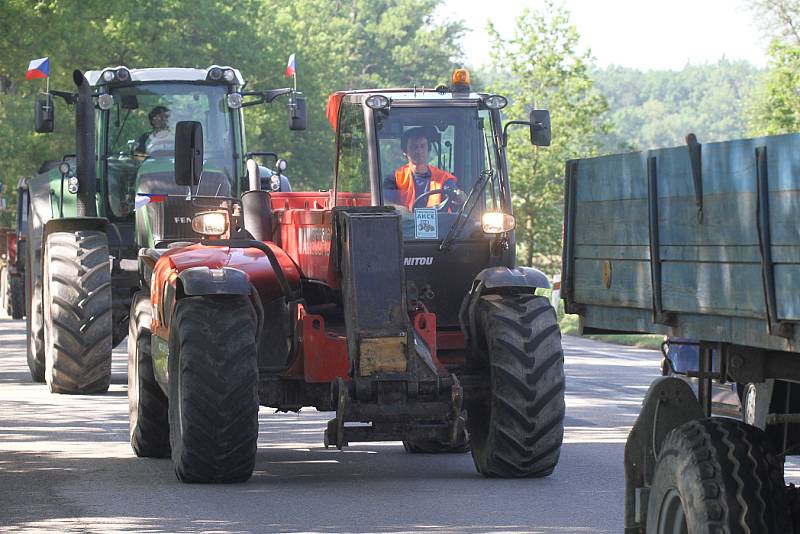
[484,94,508,110]
[67,177,79,194]
[482,211,515,234]
[101,70,115,83]
[98,93,114,110]
[192,211,228,236]
[207,67,223,81]
[223,69,235,82]
[365,94,390,109]
[226,92,243,109]
[115,68,131,82]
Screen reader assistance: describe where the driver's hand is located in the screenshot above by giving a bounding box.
[450,188,467,205]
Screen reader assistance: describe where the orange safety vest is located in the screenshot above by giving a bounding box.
[393,164,458,210]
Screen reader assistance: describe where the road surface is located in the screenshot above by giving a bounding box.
[0,313,664,533]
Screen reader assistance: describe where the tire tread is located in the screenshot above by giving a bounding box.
[468,294,565,478]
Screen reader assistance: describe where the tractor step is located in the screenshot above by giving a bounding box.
[323,419,456,448]
[323,376,465,449]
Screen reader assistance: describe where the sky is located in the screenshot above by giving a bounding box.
[438,0,767,71]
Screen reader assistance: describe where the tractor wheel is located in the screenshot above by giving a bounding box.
[1,265,7,315]
[25,235,45,382]
[646,417,791,534]
[112,281,134,348]
[43,230,113,394]
[169,295,259,483]
[403,432,470,454]
[466,294,565,478]
[8,274,24,319]
[128,290,170,458]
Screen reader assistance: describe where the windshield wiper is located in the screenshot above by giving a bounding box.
[438,168,492,253]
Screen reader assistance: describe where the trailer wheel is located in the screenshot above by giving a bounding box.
[43,230,112,394]
[646,418,791,534]
[169,295,259,483]
[8,274,24,319]
[466,294,565,477]
[25,228,45,382]
[128,290,170,458]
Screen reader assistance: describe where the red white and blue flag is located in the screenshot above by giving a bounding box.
[25,57,49,81]
[285,53,296,78]
[135,193,168,210]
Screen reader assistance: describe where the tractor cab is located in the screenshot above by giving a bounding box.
[32,66,305,250]
[327,69,550,327]
[89,66,246,249]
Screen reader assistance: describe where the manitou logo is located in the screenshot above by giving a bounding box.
[404,257,433,266]
[174,217,192,224]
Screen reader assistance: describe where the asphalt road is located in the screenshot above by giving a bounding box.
[0,313,664,534]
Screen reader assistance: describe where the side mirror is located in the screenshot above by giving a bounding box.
[530,109,551,147]
[34,94,54,133]
[174,121,203,186]
[289,96,307,131]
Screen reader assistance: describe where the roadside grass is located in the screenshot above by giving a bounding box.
[534,288,664,351]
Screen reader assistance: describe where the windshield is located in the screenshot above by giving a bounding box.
[375,105,502,242]
[103,83,238,218]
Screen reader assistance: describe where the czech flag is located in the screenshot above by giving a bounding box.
[135,193,168,210]
[25,57,49,81]
[285,53,296,78]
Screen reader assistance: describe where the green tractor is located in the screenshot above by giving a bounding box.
[26,65,305,393]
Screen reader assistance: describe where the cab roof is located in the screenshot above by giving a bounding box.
[340,88,487,102]
[84,66,244,87]
[326,88,490,129]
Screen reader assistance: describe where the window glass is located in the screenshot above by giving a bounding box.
[104,83,237,218]
[375,105,500,241]
[335,102,370,205]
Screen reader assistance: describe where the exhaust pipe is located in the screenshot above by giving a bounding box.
[73,70,97,217]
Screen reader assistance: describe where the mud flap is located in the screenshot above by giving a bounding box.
[624,376,704,533]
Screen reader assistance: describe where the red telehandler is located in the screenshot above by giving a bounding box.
[131,70,565,483]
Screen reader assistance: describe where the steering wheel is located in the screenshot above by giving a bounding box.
[413,188,459,210]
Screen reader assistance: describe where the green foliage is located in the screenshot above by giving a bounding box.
[593,60,759,152]
[485,1,609,271]
[748,40,800,135]
[0,0,463,212]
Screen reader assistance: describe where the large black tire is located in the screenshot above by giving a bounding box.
[169,295,259,483]
[646,418,791,534]
[1,265,7,315]
[43,230,113,394]
[466,294,565,478]
[128,290,170,458]
[8,274,24,319]
[112,278,136,347]
[25,223,45,382]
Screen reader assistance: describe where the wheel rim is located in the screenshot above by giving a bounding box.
[657,488,688,534]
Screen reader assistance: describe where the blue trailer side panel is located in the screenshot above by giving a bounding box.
[563,133,800,353]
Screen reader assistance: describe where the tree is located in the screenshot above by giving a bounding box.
[749,0,800,45]
[0,0,464,215]
[593,61,758,151]
[745,0,800,135]
[486,1,609,270]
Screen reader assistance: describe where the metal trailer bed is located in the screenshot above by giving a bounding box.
[562,133,800,533]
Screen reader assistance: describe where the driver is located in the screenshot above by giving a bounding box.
[134,105,172,161]
[384,127,459,210]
